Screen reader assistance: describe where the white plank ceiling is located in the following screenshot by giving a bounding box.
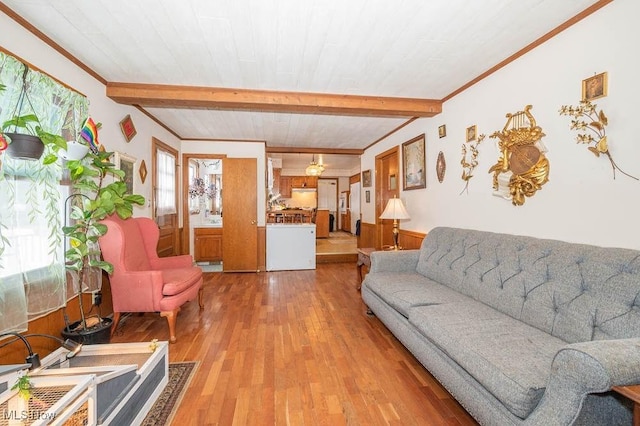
[5,0,601,159]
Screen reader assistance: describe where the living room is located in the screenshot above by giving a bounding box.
[1,0,639,424]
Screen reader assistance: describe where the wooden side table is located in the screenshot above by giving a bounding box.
[612,385,640,425]
[356,248,375,290]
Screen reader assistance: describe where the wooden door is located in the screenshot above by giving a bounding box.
[375,147,400,249]
[152,138,179,256]
[222,158,258,272]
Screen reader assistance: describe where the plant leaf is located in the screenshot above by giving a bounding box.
[588,146,601,157]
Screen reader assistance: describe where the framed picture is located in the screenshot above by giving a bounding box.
[362,169,372,187]
[402,134,426,190]
[365,190,370,203]
[466,125,477,142]
[438,124,447,139]
[582,72,608,101]
[113,152,137,194]
[119,114,137,143]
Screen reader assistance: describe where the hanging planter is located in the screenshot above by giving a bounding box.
[4,132,45,160]
[0,63,66,161]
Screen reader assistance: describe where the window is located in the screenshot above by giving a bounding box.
[155,148,177,217]
[0,52,88,333]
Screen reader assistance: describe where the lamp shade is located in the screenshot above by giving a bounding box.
[379,197,410,220]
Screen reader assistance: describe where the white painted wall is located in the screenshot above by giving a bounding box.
[361,0,640,250]
[1,13,181,218]
[181,141,267,226]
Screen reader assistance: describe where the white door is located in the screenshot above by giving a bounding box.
[349,182,360,235]
[318,179,338,231]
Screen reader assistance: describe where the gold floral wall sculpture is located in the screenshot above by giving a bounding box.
[559,100,637,181]
[488,105,549,206]
[460,133,485,194]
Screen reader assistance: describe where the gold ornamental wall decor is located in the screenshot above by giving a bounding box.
[488,105,549,206]
[460,133,485,194]
[559,100,638,181]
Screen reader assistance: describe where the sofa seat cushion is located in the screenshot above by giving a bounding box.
[162,267,203,296]
[409,301,566,419]
[364,272,469,317]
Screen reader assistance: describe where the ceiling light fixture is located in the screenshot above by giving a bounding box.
[305,154,325,177]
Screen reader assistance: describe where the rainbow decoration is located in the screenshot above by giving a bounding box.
[0,133,7,152]
[80,117,100,153]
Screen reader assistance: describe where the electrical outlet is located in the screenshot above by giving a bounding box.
[92,291,102,306]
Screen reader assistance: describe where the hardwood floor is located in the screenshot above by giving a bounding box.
[110,263,477,425]
[316,231,358,264]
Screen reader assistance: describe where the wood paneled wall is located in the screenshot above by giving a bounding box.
[0,279,114,364]
[358,221,425,250]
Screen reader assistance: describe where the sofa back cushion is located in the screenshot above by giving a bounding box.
[416,227,640,343]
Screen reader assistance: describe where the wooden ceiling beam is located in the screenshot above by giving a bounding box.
[266,147,363,155]
[106,83,441,118]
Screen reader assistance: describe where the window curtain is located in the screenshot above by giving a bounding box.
[156,149,177,216]
[0,52,89,334]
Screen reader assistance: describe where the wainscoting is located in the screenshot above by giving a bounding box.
[358,221,425,250]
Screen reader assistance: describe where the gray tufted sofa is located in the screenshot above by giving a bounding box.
[361,227,640,425]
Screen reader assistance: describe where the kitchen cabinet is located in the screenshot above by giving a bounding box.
[280,176,291,198]
[280,176,318,197]
[315,209,330,238]
[194,227,223,262]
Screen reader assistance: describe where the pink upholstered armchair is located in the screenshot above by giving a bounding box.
[98,215,203,343]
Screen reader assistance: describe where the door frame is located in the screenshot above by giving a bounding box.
[152,138,179,256]
[182,153,226,258]
[375,146,400,249]
[318,177,339,232]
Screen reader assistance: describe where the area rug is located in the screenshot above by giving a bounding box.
[142,361,198,426]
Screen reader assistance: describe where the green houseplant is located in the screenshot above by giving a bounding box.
[61,148,145,343]
[0,66,67,160]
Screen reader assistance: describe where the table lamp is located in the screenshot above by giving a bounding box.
[379,197,410,250]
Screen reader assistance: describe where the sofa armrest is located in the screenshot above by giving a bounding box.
[526,338,640,425]
[149,254,195,270]
[369,249,420,273]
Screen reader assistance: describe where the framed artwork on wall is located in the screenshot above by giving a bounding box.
[365,190,370,203]
[438,124,447,138]
[362,169,372,187]
[113,152,137,194]
[466,125,477,142]
[582,72,608,101]
[402,134,426,190]
[119,114,137,142]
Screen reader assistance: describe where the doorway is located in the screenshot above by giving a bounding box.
[375,146,400,249]
[318,178,338,232]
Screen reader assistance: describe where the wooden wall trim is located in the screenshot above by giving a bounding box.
[442,0,614,102]
[358,222,425,251]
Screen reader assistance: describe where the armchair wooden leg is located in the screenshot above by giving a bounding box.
[160,308,180,343]
[198,287,204,310]
[111,312,122,338]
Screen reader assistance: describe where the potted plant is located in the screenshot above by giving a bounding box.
[61,147,145,344]
[0,67,66,160]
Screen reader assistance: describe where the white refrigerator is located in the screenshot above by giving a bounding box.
[266,224,316,271]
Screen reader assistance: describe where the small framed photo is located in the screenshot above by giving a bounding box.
[365,190,370,203]
[402,134,426,190]
[119,114,137,143]
[582,72,608,101]
[438,124,447,139]
[466,125,477,142]
[362,169,372,187]
[113,152,137,194]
